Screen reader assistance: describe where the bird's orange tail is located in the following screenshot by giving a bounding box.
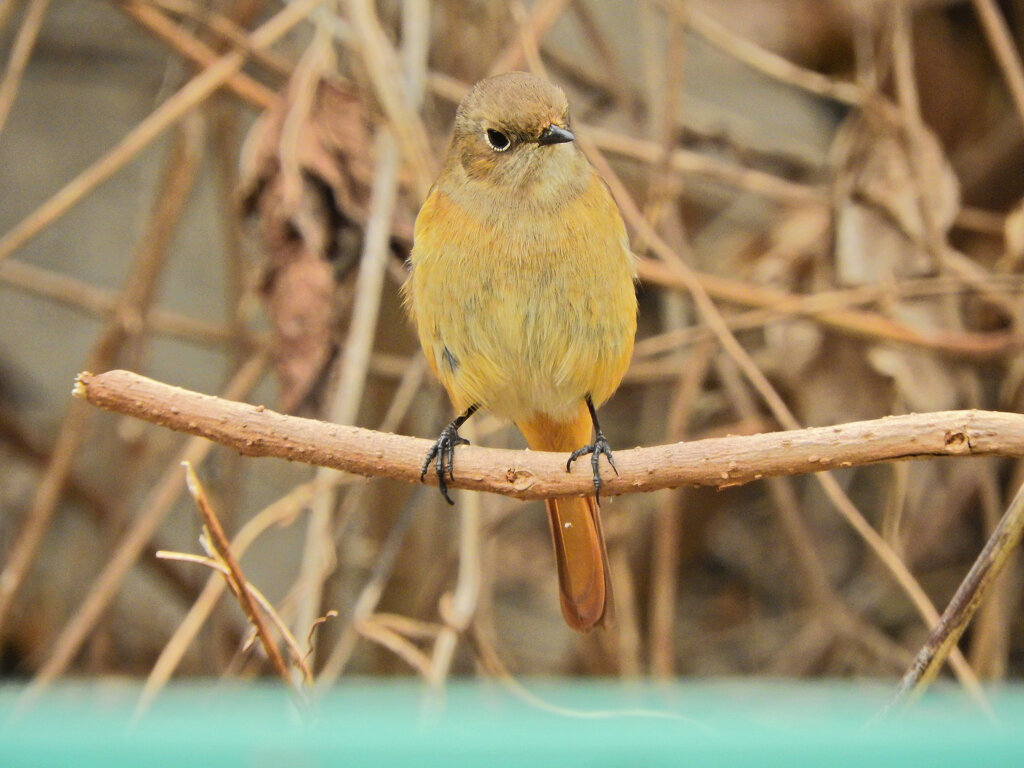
[518,407,611,631]
[545,494,609,630]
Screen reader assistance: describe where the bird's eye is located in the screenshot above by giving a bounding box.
[485,129,511,152]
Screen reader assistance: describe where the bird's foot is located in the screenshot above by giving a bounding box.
[566,431,618,505]
[421,421,471,505]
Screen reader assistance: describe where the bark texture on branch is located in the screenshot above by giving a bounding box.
[74,369,1024,500]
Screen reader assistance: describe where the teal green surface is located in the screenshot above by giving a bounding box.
[2,680,1022,766]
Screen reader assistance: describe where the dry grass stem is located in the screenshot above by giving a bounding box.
[346,0,434,198]
[972,0,1024,129]
[0,0,326,263]
[0,0,50,138]
[0,257,234,346]
[649,340,715,677]
[156,550,311,680]
[0,0,17,32]
[680,5,863,105]
[429,438,483,684]
[119,0,276,109]
[967,468,1013,678]
[317,500,418,685]
[138,477,346,714]
[630,274,1024,363]
[487,0,571,76]
[355,617,434,680]
[148,0,296,79]
[637,259,1021,360]
[180,462,294,686]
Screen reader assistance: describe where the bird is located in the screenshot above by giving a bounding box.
[402,72,637,632]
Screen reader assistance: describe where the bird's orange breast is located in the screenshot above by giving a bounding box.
[405,170,636,425]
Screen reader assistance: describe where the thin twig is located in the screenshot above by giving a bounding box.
[0,0,17,32]
[582,122,825,206]
[566,0,634,112]
[307,364,425,685]
[639,16,695,674]
[889,14,1012,689]
[636,257,1020,362]
[891,7,1014,326]
[137,476,347,715]
[278,10,334,215]
[629,273,1024,363]
[181,462,294,686]
[887,481,1024,711]
[717,352,909,672]
[354,617,434,679]
[377,356,428,433]
[509,0,550,79]
[154,551,311,681]
[463,615,705,725]
[0,408,201,607]
[644,19,693,675]
[330,133,402,426]
[967,464,1012,677]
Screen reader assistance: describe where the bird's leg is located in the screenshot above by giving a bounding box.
[566,395,618,504]
[421,404,479,505]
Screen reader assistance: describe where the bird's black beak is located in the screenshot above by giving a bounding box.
[537,124,575,146]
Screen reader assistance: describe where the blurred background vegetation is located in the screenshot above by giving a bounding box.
[1,0,1024,696]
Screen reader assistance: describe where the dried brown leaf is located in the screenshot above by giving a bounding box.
[260,253,337,412]
[829,100,968,415]
[240,77,378,244]
[866,344,959,413]
[754,206,831,382]
[239,76,411,409]
[832,102,959,283]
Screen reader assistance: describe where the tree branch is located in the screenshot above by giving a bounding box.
[74,369,1024,500]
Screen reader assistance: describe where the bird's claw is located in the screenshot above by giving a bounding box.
[566,431,618,505]
[421,423,471,505]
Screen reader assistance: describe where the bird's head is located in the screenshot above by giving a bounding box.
[443,72,589,208]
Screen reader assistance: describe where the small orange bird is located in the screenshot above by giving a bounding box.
[403,72,637,632]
